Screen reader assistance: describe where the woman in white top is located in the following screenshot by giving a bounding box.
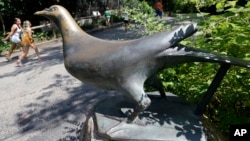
[2,18,24,62]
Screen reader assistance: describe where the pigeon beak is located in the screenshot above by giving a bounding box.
[34,11,42,15]
[34,8,49,15]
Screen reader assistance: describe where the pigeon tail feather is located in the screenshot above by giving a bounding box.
[159,44,250,68]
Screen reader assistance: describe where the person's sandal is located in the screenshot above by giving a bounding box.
[38,56,43,61]
[15,61,23,67]
[6,56,11,61]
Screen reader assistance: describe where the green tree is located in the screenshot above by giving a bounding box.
[0,0,6,34]
[0,0,80,31]
[166,0,250,134]
[121,0,250,135]
[120,0,169,35]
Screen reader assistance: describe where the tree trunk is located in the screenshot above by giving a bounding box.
[106,0,110,7]
[0,12,6,35]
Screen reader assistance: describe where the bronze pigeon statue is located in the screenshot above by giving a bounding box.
[35,5,250,123]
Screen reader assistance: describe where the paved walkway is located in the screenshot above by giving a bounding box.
[0,26,143,141]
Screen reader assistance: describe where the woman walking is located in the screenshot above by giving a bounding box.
[2,18,24,61]
[15,20,42,66]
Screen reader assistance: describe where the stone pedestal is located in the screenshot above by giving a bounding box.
[81,92,207,141]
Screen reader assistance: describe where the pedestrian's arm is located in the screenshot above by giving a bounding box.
[2,25,17,41]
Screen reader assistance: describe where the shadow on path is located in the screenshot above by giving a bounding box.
[0,45,63,79]
[15,81,118,141]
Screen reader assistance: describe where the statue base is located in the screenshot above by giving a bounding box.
[81,92,207,141]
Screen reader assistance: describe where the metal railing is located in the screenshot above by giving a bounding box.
[30,14,102,41]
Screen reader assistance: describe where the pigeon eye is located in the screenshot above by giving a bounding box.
[51,7,58,11]
[46,7,57,12]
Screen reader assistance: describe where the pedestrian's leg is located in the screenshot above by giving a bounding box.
[30,44,42,60]
[106,18,108,26]
[15,43,28,66]
[124,21,128,32]
[6,43,17,61]
[125,23,128,32]
[107,18,110,26]
[25,46,30,58]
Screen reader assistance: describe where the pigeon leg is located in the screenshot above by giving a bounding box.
[126,94,151,123]
[145,75,166,98]
[122,83,151,123]
[120,79,151,123]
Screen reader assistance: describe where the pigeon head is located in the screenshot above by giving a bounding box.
[35,5,62,19]
[35,5,83,35]
[34,5,72,27]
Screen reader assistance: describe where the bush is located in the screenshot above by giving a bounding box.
[0,42,9,54]
[121,0,170,35]
[129,0,250,136]
[160,1,250,135]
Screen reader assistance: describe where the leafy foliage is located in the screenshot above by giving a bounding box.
[0,0,79,30]
[163,0,250,134]
[121,0,170,35]
[0,40,10,53]
[124,0,250,136]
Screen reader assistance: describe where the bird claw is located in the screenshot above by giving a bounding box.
[127,98,151,123]
[106,121,130,135]
[127,113,137,123]
[107,118,146,136]
[120,108,138,123]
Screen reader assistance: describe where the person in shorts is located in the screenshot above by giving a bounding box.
[14,20,42,66]
[104,7,111,26]
[154,0,163,18]
[2,18,24,61]
[123,13,129,32]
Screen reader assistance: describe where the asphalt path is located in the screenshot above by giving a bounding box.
[0,26,142,141]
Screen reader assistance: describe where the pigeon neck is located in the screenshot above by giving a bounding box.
[57,16,82,36]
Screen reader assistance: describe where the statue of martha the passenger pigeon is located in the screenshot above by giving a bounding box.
[35,5,250,123]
